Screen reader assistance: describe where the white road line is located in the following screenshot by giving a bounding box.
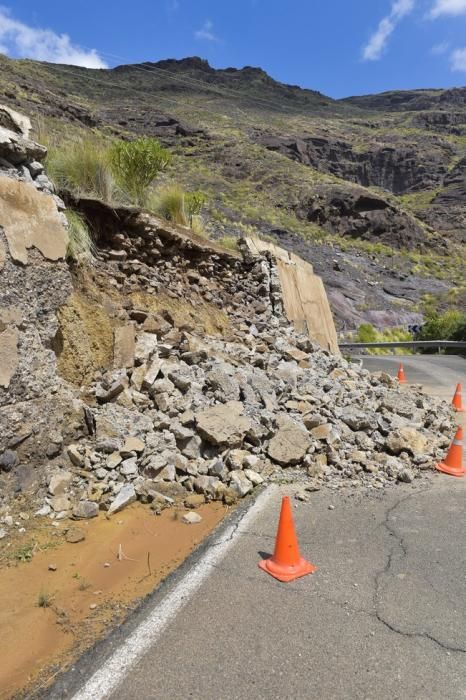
[72,485,276,700]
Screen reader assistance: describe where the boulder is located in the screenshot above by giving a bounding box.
[182,511,202,524]
[48,471,73,496]
[65,527,86,543]
[196,401,252,447]
[386,428,429,456]
[73,500,99,519]
[121,436,145,455]
[267,416,311,466]
[108,484,136,514]
[229,470,253,496]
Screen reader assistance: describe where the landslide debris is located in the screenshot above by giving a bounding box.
[0,105,456,545]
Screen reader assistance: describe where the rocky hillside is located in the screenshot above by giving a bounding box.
[0,109,457,536]
[0,54,465,328]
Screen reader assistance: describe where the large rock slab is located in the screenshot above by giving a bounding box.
[267,415,311,466]
[0,177,68,263]
[108,484,137,514]
[113,325,135,369]
[195,401,252,447]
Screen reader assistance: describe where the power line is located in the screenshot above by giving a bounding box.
[38,60,257,131]
[47,41,335,121]
[80,46,304,115]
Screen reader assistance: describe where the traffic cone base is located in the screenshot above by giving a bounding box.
[436,427,464,478]
[452,383,465,412]
[258,556,317,583]
[258,495,317,583]
[436,461,465,478]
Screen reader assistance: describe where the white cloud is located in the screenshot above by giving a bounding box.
[451,47,466,70]
[0,6,107,68]
[195,19,219,42]
[431,40,450,53]
[429,0,466,17]
[362,0,415,61]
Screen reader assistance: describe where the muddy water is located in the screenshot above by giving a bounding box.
[0,502,226,699]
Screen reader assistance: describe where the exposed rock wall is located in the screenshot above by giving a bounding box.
[0,108,80,490]
[259,133,452,194]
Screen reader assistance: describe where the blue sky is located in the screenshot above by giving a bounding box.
[1,1,466,97]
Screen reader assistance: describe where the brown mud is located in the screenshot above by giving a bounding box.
[0,502,226,699]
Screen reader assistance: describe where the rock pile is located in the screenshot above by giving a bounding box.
[34,318,453,520]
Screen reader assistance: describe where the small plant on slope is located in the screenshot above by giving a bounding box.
[185,190,206,227]
[109,138,171,206]
[65,210,95,263]
[37,590,52,608]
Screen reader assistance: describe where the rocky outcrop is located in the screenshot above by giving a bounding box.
[292,183,443,251]
[342,87,466,112]
[428,158,466,244]
[259,133,452,194]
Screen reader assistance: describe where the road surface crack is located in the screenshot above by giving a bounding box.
[373,489,466,654]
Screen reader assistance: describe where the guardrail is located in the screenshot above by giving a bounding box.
[339,340,466,349]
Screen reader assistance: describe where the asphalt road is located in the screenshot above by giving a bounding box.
[355,354,466,402]
[65,356,466,700]
[110,483,466,700]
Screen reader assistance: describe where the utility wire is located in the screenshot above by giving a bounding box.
[37,60,257,131]
[75,45,318,115]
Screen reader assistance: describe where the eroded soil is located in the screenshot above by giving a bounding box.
[0,502,226,699]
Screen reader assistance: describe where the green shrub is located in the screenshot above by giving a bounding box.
[355,323,377,344]
[185,191,206,226]
[109,138,171,206]
[46,138,114,202]
[353,323,413,355]
[451,321,466,341]
[65,210,95,263]
[417,310,466,341]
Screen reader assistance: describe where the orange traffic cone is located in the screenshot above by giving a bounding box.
[258,496,317,582]
[397,363,407,384]
[436,427,465,477]
[452,383,465,412]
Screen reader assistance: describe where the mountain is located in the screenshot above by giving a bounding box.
[1,54,464,329]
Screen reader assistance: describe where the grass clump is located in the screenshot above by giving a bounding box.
[47,137,115,202]
[65,210,95,263]
[37,590,52,608]
[150,185,207,231]
[15,544,35,562]
[217,235,239,252]
[109,137,171,206]
[151,184,187,225]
